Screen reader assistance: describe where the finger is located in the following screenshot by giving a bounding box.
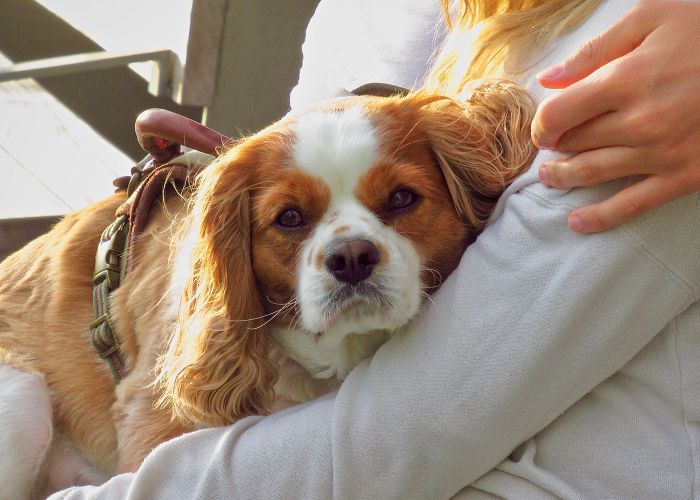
[532,78,618,150]
[537,4,656,89]
[539,147,649,189]
[567,175,684,233]
[555,111,638,152]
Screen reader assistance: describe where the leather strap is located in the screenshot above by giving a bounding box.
[91,110,223,383]
[351,82,411,97]
[135,109,229,161]
[116,156,204,273]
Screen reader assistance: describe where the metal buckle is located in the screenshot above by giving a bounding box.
[93,215,129,291]
[89,313,110,329]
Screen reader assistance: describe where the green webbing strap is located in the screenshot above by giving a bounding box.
[90,151,215,383]
[91,279,128,380]
[90,214,129,382]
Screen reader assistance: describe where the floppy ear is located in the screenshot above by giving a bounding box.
[156,147,277,427]
[419,79,537,230]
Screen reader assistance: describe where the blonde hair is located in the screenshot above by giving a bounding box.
[426,0,603,96]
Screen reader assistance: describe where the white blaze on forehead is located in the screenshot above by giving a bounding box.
[292,107,378,201]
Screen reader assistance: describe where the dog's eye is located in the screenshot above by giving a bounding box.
[276,208,305,229]
[388,189,417,212]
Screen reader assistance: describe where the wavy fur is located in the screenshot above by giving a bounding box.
[416,80,536,229]
[156,146,278,427]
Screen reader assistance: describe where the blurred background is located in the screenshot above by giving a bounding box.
[0,0,319,260]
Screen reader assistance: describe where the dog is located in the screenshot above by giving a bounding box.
[0,80,535,497]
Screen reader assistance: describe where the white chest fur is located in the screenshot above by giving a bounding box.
[271,327,390,381]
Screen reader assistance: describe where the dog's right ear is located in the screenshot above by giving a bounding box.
[416,79,537,231]
[156,144,277,427]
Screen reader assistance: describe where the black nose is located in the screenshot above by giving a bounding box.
[324,239,380,285]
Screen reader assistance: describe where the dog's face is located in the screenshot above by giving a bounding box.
[159,83,536,426]
[250,103,468,341]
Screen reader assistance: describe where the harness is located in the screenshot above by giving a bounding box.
[90,109,229,381]
[91,84,410,382]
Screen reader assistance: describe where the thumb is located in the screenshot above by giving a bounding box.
[537,4,655,89]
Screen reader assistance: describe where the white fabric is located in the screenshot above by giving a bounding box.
[0,364,53,499]
[289,0,446,110]
[52,0,700,498]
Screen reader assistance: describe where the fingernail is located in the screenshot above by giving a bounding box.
[569,214,584,233]
[539,164,552,187]
[537,64,564,81]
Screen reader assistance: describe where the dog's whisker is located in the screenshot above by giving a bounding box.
[266,295,297,307]
[290,310,303,332]
[246,311,287,330]
[421,291,440,314]
[419,265,443,286]
[245,296,300,330]
[227,298,298,325]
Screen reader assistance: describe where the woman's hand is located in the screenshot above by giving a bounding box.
[531,0,700,234]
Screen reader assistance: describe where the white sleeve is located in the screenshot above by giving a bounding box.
[50,158,700,499]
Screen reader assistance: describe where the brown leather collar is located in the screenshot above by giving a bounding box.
[351,82,411,97]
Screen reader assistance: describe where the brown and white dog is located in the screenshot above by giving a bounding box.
[0,81,535,497]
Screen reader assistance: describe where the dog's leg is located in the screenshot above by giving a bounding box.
[0,360,53,500]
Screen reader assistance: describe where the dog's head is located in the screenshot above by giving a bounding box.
[158,80,536,426]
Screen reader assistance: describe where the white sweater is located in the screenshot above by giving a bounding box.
[53,0,700,498]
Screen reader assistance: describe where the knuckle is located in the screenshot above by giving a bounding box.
[686,169,700,192]
[576,162,600,186]
[608,61,633,85]
[674,140,700,173]
[623,111,643,131]
[536,98,556,129]
[583,207,608,232]
[674,164,700,192]
[627,2,651,24]
[619,196,647,220]
[533,99,559,145]
[627,2,646,19]
[555,130,576,153]
[546,163,564,187]
[669,175,691,196]
[630,0,660,22]
[574,38,600,65]
[604,61,639,99]
[625,108,662,143]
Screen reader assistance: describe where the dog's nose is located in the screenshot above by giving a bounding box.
[324,239,380,285]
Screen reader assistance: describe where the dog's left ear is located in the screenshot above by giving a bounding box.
[418,79,537,231]
[156,144,277,427]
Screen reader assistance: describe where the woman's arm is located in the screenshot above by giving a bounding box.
[532,0,700,233]
[52,165,700,499]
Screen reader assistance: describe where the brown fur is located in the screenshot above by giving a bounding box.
[0,81,536,489]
